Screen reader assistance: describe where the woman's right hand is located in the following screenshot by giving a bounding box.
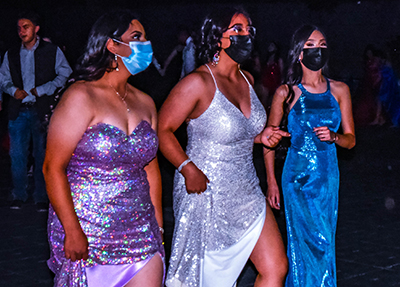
[181,162,210,194]
[64,228,89,261]
[267,183,281,210]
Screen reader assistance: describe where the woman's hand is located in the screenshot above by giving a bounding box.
[261,126,291,148]
[267,183,281,210]
[313,126,336,143]
[180,162,210,194]
[64,228,89,262]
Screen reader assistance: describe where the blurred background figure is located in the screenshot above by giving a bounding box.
[260,42,284,114]
[375,49,400,127]
[0,10,72,211]
[353,44,382,126]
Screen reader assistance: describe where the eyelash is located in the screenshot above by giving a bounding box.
[306,42,327,47]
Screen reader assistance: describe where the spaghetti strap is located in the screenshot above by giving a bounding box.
[239,69,251,86]
[205,64,219,90]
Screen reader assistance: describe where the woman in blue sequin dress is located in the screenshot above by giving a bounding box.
[43,11,164,286]
[158,8,289,287]
[265,25,356,286]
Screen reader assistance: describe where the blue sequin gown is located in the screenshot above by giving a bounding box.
[282,80,341,287]
[47,120,164,286]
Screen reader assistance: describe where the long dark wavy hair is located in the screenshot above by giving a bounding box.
[72,10,139,82]
[198,7,251,65]
[283,24,329,117]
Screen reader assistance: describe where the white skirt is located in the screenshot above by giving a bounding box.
[201,202,266,287]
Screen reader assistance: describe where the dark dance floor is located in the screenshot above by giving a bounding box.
[0,125,399,287]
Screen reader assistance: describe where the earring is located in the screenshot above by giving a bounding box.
[212,51,220,66]
[115,54,119,71]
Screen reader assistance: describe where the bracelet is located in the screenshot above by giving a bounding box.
[159,227,164,234]
[333,133,338,143]
[177,159,192,172]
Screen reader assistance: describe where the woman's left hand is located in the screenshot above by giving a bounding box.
[261,126,291,148]
[313,126,335,142]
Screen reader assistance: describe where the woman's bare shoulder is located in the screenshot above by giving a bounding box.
[275,84,290,99]
[329,79,349,92]
[60,81,95,104]
[329,79,350,99]
[169,65,214,98]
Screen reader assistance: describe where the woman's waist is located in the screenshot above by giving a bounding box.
[74,199,155,230]
[289,138,337,152]
[186,142,254,161]
[69,178,151,208]
[67,164,146,181]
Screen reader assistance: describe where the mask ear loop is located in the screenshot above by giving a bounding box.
[111,38,130,72]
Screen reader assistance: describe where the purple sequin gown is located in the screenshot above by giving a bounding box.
[47,121,164,286]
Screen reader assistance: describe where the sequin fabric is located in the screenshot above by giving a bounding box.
[47,120,164,286]
[282,81,341,287]
[166,67,267,286]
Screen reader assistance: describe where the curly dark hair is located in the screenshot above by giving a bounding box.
[72,9,139,82]
[198,7,251,65]
[284,24,329,116]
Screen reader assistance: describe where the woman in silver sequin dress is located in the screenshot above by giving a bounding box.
[43,11,164,286]
[158,8,289,287]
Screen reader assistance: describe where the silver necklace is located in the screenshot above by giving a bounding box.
[109,82,130,113]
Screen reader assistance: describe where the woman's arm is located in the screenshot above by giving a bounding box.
[145,157,163,232]
[314,81,356,149]
[145,101,163,232]
[158,71,210,194]
[264,85,288,209]
[43,83,94,261]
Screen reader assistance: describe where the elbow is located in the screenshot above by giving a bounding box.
[42,157,63,181]
[42,158,52,181]
[346,135,356,149]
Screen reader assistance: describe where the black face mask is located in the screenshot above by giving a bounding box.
[224,35,253,64]
[301,48,329,71]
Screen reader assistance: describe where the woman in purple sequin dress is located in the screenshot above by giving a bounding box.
[43,10,164,287]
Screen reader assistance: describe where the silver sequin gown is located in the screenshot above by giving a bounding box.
[166,65,267,286]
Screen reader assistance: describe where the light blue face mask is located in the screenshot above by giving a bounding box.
[113,39,153,75]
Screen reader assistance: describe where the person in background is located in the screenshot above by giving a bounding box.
[180,29,197,79]
[0,10,72,211]
[265,25,355,286]
[260,42,284,114]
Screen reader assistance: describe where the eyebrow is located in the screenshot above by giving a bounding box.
[306,38,326,42]
[130,30,143,36]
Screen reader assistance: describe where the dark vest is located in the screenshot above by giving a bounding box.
[7,40,57,120]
